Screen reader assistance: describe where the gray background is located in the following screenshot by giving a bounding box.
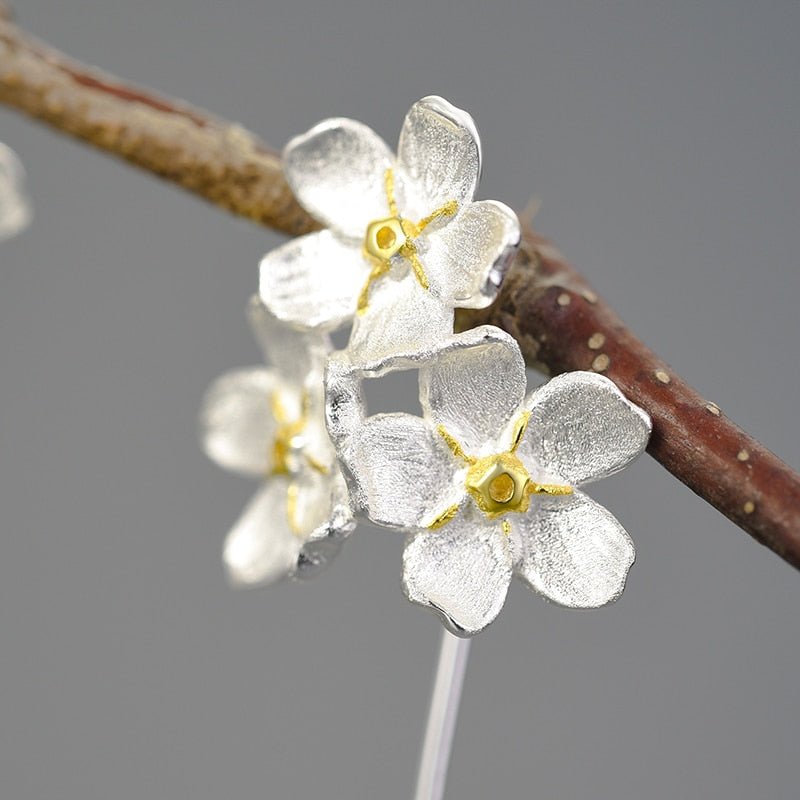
[1,1,799,798]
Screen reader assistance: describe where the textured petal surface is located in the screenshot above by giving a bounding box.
[223,481,303,587]
[301,394,338,473]
[403,510,513,636]
[0,142,31,241]
[339,413,457,528]
[284,118,393,238]
[424,201,520,308]
[347,275,454,363]
[200,368,278,477]
[291,470,336,538]
[519,371,652,485]
[419,326,527,454]
[397,96,481,219]
[294,469,355,580]
[514,491,635,608]
[259,231,367,331]
[324,352,369,456]
[247,295,331,385]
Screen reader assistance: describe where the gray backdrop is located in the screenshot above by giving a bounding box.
[1,1,799,798]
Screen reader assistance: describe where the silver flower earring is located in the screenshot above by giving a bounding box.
[259,96,520,361]
[325,326,651,636]
[203,94,651,633]
[200,296,353,586]
[204,94,652,800]
[208,94,651,631]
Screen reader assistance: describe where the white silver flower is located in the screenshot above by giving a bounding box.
[259,96,520,361]
[0,143,32,241]
[200,297,354,587]
[326,326,651,636]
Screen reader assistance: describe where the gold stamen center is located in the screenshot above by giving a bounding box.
[364,216,406,261]
[269,391,330,536]
[428,413,574,529]
[375,225,396,250]
[488,472,515,504]
[358,168,459,313]
[466,453,531,517]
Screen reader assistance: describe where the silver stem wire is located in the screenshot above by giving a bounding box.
[413,630,472,800]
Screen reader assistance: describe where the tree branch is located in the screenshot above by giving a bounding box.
[458,232,800,568]
[0,17,314,235]
[2,15,799,570]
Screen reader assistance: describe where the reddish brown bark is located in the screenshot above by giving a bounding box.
[2,15,799,569]
[458,232,800,568]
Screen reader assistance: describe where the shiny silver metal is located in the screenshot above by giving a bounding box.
[0,142,31,240]
[200,296,354,587]
[259,96,520,362]
[325,325,651,636]
[414,630,471,800]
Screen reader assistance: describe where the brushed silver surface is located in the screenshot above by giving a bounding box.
[326,326,650,635]
[259,97,520,363]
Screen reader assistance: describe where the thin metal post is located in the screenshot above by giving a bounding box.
[413,629,472,800]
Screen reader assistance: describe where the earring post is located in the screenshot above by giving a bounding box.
[413,629,472,800]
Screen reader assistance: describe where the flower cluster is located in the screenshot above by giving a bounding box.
[201,97,651,635]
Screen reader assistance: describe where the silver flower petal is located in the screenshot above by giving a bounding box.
[200,367,280,477]
[513,491,635,608]
[338,412,457,528]
[325,327,520,454]
[284,118,393,238]
[323,352,370,454]
[419,326,527,454]
[397,96,481,219]
[424,200,520,308]
[403,509,513,637]
[519,371,652,486]
[300,401,338,471]
[295,470,355,579]
[247,295,330,386]
[0,143,32,241]
[347,275,455,363]
[259,230,366,331]
[223,480,303,588]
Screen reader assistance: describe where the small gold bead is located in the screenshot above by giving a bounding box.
[705,402,721,416]
[737,449,750,462]
[488,473,515,504]
[592,354,610,373]
[557,292,571,307]
[375,225,396,250]
[743,501,755,514]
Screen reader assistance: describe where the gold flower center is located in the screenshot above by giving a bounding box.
[270,392,308,476]
[376,226,396,250]
[358,168,459,313]
[364,217,406,261]
[465,452,532,517]
[270,391,329,535]
[427,411,574,531]
[488,472,515,503]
